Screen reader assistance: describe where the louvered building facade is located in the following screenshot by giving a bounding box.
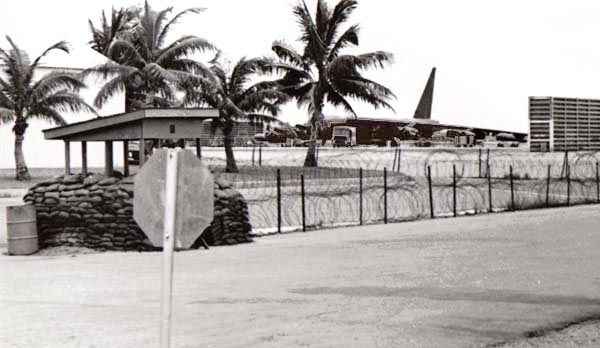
[529,96,600,152]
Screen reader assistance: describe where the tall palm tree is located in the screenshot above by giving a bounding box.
[0,37,95,180]
[183,55,288,173]
[84,1,216,112]
[272,0,395,166]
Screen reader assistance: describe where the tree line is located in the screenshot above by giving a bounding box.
[0,0,394,180]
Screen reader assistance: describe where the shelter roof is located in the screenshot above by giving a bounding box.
[44,108,218,140]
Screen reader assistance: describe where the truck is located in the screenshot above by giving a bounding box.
[331,126,357,147]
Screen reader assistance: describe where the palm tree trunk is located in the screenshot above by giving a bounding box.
[303,122,319,167]
[224,129,238,173]
[304,90,324,167]
[13,120,31,181]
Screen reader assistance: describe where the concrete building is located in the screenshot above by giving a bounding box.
[529,96,600,152]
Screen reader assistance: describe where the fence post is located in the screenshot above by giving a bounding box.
[566,162,571,207]
[486,148,491,177]
[359,168,363,226]
[510,165,515,211]
[487,163,493,212]
[259,146,262,167]
[546,165,551,207]
[301,174,306,232]
[383,167,388,224]
[277,168,281,233]
[596,162,599,203]
[252,146,256,166]
[478,148,483,178]
[453,164,457,217]
[428,166,434,219]
[397,147,402,172]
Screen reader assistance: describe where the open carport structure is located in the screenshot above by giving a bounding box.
[43,108,218,176]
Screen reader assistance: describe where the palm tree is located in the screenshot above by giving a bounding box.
[0,37,95,180]
[88,6,139,56]
[272,0,395,166]
[84,1,216,112]
[183,55,288,172]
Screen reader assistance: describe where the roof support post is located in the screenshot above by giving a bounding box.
[123,140,130,177]
[105,140,114,177]
[139,138,146,167]
[195,138,201,159]
[64,140,71,176]
[81,141,88,176]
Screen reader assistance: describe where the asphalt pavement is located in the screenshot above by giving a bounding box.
[1,204,599,347]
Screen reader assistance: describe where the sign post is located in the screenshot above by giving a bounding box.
[160,149,179,348]
[134,148,215,348]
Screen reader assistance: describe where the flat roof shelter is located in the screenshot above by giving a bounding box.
[44,108,219,177]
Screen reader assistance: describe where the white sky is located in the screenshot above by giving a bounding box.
[3,0,600,134]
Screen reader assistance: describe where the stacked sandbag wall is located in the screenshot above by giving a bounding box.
[23,173,252,251]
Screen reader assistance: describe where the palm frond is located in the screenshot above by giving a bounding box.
[325,88,356,116]
[293,1,327,62]
[93,75,126,108]
[107,39,146,66]
[325,0,358,44]
[31,72,86,101]
[28,91,97,120]
[31,41,69,70]
[157,7,205,47]
[271,41,309,70]
[81,62,138,81]
[330,77,395,111]
[327,24,359,60]
[156,36,216,65]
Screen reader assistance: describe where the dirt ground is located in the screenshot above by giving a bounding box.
[1,205,599,348]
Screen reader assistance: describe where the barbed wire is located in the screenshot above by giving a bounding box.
[204,147,600,235]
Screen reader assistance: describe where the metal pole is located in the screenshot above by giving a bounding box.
[546,165,551,207]
[453,164,457,217]
[510,165,515,211]
[383,167,388,224]
[486,148,491,177]
[160,149,179,348]
[428,166,434,219]
[259,146,262,167]
[487,163,492,212]
[597,162,599,203]
[277,168,281,233]
[252,146,256,166]
[301,174,306,232]
[478,148,482,178]
[397,147,402,172]
[359,168,363,226]
[566,162,571,207]
[392,149,398,173]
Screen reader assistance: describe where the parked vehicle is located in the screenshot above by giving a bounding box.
[331,126,357,147]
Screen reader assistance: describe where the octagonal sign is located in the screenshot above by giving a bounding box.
[134,149,214,248]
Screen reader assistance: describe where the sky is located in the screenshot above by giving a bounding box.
[2,0,600,134]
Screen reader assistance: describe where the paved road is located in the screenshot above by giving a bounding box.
[1,205,599,348]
